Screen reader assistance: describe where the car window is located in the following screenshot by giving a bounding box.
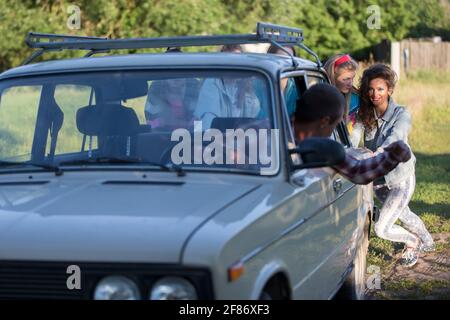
[305,74,324,87]
[281,73,348,167]
[331,128,342,143]
[334,122,351,147]
[0,70,276,175]
[306,73,350,147]
[280,74,306,166]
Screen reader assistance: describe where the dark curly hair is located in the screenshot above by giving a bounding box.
[358,63,397,129]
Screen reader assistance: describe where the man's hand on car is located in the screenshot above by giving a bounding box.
[383,140,412,163]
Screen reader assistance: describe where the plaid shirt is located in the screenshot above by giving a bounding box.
[333,140,411,185]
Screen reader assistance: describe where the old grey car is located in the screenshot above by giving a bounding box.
[0,23,372,299]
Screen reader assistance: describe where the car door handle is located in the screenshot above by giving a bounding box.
[333,178,343,193]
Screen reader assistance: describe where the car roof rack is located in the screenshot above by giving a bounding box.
[22,22,321,67]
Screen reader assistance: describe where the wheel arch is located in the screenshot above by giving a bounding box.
[250,260,292,300]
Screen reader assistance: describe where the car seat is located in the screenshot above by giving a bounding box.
[76,103,141,158]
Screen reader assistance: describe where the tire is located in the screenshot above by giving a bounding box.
[259,291,273,300]
[336,214,370,300]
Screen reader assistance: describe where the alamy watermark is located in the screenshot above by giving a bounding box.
[170,121,279,175]
[367,5,381,30]
[66,264,81,290]
[67,5,81,30]
[366,264,381,290]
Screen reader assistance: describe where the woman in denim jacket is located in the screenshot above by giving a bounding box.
[352,64,434,267]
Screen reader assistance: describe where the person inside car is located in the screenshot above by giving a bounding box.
[194,44,261,128]
[267,44,299,118]
[145,47,200,130]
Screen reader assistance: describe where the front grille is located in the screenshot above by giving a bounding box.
[0,261,213,300]
[0,261,85,299]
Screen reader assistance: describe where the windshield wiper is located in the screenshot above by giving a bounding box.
[59,157,185,176]
[0,160,63,176]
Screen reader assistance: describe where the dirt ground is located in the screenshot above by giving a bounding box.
[366,233,450,300]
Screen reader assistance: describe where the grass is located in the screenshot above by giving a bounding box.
[366,69,450,299]
[0,86,41,159]
[403,70,450,84]
[398,70,450,235]
[377,279,450,300]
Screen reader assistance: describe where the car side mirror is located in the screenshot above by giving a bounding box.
[290,137,346,170]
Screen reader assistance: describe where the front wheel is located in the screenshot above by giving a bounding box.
[259,277,290,300]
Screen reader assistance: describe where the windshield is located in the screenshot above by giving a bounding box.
[0,70,278,175]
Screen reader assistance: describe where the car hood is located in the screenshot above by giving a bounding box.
[0,176,259,263]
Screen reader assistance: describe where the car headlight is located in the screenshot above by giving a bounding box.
[94,276,141,300]
[150,276,198,300]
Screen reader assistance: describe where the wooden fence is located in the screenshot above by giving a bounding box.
[390,39,450,79]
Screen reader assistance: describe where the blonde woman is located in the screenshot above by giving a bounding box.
[324,54,360,134]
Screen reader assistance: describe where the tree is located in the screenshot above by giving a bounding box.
[0,0,448,71]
